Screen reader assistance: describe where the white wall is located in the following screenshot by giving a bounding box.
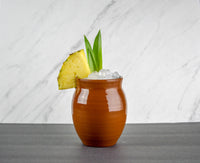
[0,0,200,123]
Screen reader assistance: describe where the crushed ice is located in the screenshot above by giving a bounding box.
[86,69,121,79]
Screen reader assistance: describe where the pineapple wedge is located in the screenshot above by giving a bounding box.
[57,49,90,89]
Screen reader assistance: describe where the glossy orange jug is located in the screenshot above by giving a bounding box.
[72,77,127,147]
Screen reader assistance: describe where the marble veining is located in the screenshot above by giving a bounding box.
[0,0,200,123]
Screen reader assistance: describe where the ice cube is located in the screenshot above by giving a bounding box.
[86,69,120,79]
[112,72,120,78]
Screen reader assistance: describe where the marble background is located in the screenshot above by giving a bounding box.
[0,0,200,123]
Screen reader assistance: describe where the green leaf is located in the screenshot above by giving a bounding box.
[84,35,98,72]
[93,30,102,71]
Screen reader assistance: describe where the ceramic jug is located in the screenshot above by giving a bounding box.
[72,78,126,147]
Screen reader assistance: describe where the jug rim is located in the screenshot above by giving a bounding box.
[76,77,123,88]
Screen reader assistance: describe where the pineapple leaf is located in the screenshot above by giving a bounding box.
[93,30,102,71]
[84,35,97,72]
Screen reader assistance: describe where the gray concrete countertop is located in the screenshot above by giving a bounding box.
[0,123,200,163]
